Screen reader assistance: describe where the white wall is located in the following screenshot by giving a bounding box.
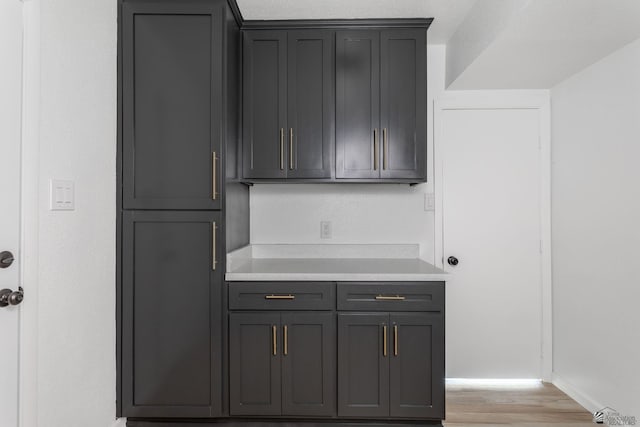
[551,37,640,416]
[250,45,446,263]
[34,0,118,426]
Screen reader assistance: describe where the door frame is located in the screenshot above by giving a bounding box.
[433,90,552,382]
[19,1,41,426]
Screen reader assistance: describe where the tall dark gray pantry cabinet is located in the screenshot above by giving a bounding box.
[118,0,248,418]
[117,0,439,426]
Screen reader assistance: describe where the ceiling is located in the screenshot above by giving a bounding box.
[235,0,640,89]
[447,0,640,89]
[235,0,478,44]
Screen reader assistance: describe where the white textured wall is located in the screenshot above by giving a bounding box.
[250,45,446,263]
[37,0,117,426]
[551,37,640,416]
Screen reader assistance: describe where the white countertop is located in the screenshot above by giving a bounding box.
[225,244,447,282]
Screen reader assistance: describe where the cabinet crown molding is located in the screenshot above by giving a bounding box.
[240,18,433,30]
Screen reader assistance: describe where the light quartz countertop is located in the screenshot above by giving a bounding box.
[225,244,447,282]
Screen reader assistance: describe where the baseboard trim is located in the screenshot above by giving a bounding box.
[552,372,602,414]
[126,422,443,427]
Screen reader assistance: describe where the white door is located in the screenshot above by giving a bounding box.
[441,107,543,379]
[0,0,24,426]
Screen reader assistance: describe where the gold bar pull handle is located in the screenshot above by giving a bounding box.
[375,295,406,301]
[272,325,277,355]
[289,128,294,170]
[212,152,218,200]
[283,325,288,356]
[383,128,388,170]
[211,222,217,271]
[265,294,296,300]
[394,325,399,356]
[383,324,388,357]
[280,128,285,170]
[373,128,379,170]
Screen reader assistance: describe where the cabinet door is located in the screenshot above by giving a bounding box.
[389,313,444,419]
[122,3,223,209]
[243,31,288,179]
[336,31,381,179]
[229,312,282,416]
[286,30,334,179]
[338,313,389,417]
[282,312,336,416]
[121,211,222,418]
[380,29,427,180]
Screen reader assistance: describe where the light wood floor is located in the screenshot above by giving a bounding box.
[445,383,594,426]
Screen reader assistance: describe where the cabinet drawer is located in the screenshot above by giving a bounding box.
[337,282,444,312]
[229,282,335,310]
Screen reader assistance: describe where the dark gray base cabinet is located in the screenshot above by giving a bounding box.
[225,281,445,423]
[338,313,444,419]
[229,312,336,417]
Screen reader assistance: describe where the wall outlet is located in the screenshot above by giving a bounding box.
[424,193,435,211]
[50,179,75,211]
[320,221,332,239]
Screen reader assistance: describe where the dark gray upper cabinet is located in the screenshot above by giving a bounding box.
[122,2,224,209]
[336,29,427,181]
[243,30,333,179]
[380,30,427,180]
[242,31,288,179]
[287,31,334,178]
[389,313,445,419]
[336,31,381,179]
[121,211,222,418]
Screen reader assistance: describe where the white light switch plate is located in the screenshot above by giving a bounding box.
[320,221,332,239]
[50,179,75,211]
[424,193,435,211]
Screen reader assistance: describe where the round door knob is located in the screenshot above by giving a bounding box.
[0,287,24,308]
[9,287,24,306]
[447,256,459,266]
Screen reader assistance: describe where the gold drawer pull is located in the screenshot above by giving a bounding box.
[373,128,379,171]
[283,325,288,356]
[289,128,294,170]
[383,128,388,170]
[211,151,218,200]
[383,325,388,357]
[272,325,277,355]
[280,128,285,170]
[211,222,217,271]
[394,325,399,356]
[265,294,295,300]
[375,295,405,301]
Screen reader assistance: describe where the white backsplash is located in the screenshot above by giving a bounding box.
[249,184,435,262]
